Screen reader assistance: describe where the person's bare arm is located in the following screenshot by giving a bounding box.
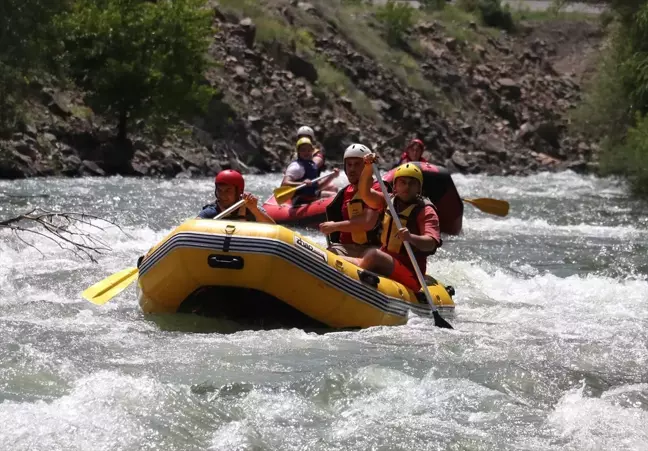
[319,208,379,234]
[358,154,385,210]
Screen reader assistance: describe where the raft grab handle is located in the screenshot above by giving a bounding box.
[208,254,245,270]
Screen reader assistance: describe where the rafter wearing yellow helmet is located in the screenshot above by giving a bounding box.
[280,136,339,204]
[341,154,442,293]
[392,163,423,194]
[296,125,327,176]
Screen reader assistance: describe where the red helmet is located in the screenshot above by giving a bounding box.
[215,169,244,193]
[408,139,424,149]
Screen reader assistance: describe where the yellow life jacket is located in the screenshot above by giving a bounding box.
[347,191,368,245]
[380,195,438,255]
[381,203,418,254]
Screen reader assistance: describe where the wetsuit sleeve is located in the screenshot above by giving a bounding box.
[417,205,441,244]
[197,205,219,219]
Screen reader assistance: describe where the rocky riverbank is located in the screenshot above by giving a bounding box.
[0,1,603,179]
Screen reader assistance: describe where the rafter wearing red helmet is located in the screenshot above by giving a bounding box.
[197,169,275,223]
[395,138,428,168]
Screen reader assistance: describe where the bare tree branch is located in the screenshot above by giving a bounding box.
[0,208,129,263]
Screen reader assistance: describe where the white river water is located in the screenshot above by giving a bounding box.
[0,171,646,450]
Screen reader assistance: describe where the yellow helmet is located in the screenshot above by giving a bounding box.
[296,137,313,149]
[393,163,423,190]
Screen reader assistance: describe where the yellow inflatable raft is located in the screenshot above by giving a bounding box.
[136,219,455,329]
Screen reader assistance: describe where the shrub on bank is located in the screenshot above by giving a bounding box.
[376,0,416,46]
[457,0,515,32]
[600,113,648,195]
[570,0,648,195]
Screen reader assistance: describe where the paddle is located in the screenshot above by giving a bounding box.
[81,266,139,305]
[372,163,453,329]
[273,172,336,205]
[462,197,509,217]
[81,199,246,305]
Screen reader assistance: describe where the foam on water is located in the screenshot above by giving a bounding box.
[453,171,628,200]
[0,371,221,451]
[1,172,647,450]
[548,383,648,451]
[464,217,647,239]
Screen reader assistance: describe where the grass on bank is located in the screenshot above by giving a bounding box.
[315,1,449,102]
[215,0,379,118]
[214,0,481,112]
[313,56,378,119]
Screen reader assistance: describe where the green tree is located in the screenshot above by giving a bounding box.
[600,112,648,195]
[569,0,648,193]
[59,0,216,141]
[0,0,66,131]
[457,0,514,31]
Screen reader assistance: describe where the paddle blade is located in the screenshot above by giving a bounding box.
[273,186,298,204]
[463,198,510,217]
[432,311,454,329]
[82,267,139,305]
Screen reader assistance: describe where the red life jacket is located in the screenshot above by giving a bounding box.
[398,152,428,166]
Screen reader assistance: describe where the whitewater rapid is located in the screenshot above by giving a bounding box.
[0,171,646,450]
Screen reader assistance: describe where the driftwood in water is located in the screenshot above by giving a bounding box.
[0,208,126,262]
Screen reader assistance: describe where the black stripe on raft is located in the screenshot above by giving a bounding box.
[139,232,454,318]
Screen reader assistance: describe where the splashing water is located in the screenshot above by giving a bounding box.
[1,171,647,450]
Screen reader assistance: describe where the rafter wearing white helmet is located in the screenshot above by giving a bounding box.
[343,143,370,161]
[319,142,382,257]
[297,126,314,139]
[342,143,371,185]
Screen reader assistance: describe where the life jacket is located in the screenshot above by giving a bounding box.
[292,158,320,200]
[396,152,428,167]
[201,202,257,221]
[380,195,441,257]
[325,184,381,245]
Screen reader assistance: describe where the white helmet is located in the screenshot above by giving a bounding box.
[297,125,314,139]
[344,143,370,160]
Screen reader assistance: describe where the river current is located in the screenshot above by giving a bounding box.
[1,171,647,450]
